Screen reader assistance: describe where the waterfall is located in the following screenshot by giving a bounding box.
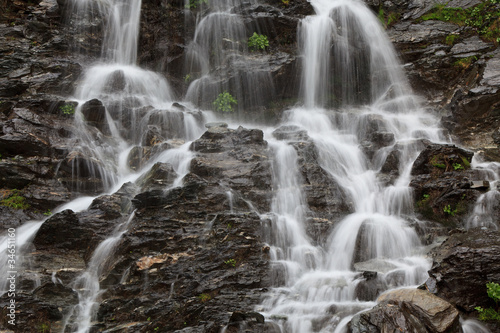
[258,0,467,331]
[184,0,275,113]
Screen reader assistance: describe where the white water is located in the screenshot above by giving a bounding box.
[257,0,488,331]
[467,159,500,230]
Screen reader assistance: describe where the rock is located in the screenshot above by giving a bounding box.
[349,288,462,333]
[33,209,92,252]
[411,142,473,176]
[135,162,178,191]
[425,228,500,312]
[81,98,110,135]
[450,36,492,58]
[272,125,309,141]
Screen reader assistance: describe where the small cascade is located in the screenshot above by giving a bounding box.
[64,212,136,333]
[467,159,500,230]
[184,0,275,113]
[299,0,417,110]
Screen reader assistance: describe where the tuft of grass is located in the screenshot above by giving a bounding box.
[0,189,29,210]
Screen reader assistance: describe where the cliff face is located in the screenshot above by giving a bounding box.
[0,0,499,332]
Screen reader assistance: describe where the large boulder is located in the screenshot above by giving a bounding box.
[425,228,500,313]
[349,288,462,333]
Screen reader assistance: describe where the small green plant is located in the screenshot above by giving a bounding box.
[184,74,192,83]
[43,209,52,216]
[453,163,464,170]
[60,103,75,115]
[0,190,30,210]
[224,258,236,267]
[38,323,50,333]
[443,204,458,216]
[197,293,211,303]
[378,8,400,28]
[248,32,269,51]
[445,34,459,45]
[475,282,500,322]
[213,91,237,112]
[422,194,430,199]
[185,0,207,9]
[461,156,471,168]
[454,56,478,69]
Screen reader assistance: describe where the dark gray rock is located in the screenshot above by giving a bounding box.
[426,228,500,312]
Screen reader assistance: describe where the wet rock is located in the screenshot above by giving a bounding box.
[81,98,110,135]
[272,125,309,141]
[450,36,492,58]
[349,288,461,333]
[411,141,473,176]
[33,209,93,252]
[425,228,500,312]
[141,125,165,146]
[135,162,178,191]
[33,283,79,309]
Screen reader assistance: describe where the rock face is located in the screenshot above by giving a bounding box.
[349,288,462,333]
[425,228,500,313]
[409,141,484,231]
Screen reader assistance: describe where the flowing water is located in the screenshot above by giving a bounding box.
[0,0,497,331]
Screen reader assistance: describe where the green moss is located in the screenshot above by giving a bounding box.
[378,8,400,28]
[0,190,29,210]
[454,56,478,69]
[445,34,459,45]
[420,0,500,43]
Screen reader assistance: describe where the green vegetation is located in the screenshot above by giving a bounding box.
[248,32,269,51]
[60,103,75,115]
[197,293,211,303]
[445,33,459,45]
[0,190,29,210]
[454,55,478,69]
[443,204,458,216]
[43,209,52,216]
[378,8,400,28]
[476,282,500,322]
[421,0,500,43]
[184,74,192,83]
[453,162,464,170]
[185,0,207,9]
[461,156,471,168]
[224,258,236,267]
[38,323,50,333]
[213,92,237,112]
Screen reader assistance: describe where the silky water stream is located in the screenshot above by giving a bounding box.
[0,0,498,331]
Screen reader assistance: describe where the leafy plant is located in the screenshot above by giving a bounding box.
[184,74,192,83]
[213,92,237,112]
[224,258,236,267]
[0,190,29,210]
[43,209,52,216]
[60,103,75,115]
[443,204,457,216]
[475,282,500,322]
[453,163,464,170]
[248,32,269,51]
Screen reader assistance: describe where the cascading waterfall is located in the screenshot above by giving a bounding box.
[258,0,489,331]
[1,0,498,331]
[184,0,275,113]
[467,160,500,230]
